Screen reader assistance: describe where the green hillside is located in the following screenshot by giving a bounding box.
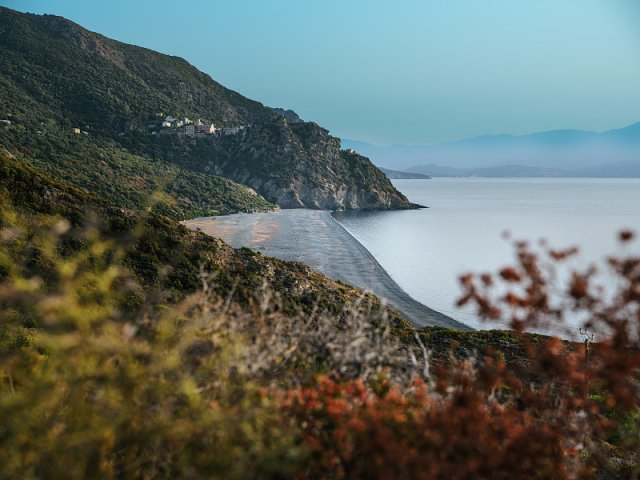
[0,6,414,213]
[0,148,409,325]
[2,127,275,219]
[0,8,273,134]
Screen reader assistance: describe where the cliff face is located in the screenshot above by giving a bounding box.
[198,119,415,210]
[0,6,415,214]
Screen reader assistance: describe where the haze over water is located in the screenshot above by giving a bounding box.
[333,178,640,330]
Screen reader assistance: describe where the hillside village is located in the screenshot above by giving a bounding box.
[56,108,303,140]
[65,115,248,139]
[147,113,247,137]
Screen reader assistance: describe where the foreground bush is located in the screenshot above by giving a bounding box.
[0,208,303,478]
[0,203,638,478]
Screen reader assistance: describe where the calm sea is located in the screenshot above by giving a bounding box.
[333,178,640,330]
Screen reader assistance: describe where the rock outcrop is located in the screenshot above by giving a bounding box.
[195,118,417,210]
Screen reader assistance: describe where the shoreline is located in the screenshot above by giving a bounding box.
[183,210,471,331]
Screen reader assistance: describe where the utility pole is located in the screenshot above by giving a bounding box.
[579,328,595,398]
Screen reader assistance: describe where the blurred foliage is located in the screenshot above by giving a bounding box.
[1,183,639,478]
[0,205,302,479]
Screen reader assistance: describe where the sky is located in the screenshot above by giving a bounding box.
[2,0,640,145]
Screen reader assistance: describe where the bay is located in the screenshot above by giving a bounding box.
[333,178,640,330]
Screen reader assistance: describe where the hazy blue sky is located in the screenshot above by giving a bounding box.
[2,0,640,144]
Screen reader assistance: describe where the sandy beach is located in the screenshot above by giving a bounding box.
[183,210,470,330]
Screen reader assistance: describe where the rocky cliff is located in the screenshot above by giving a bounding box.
[132,118,417,210]
[0,6,416,214]
[214,119,415,210]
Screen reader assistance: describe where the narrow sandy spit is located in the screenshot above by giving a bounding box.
[184,210,471,330]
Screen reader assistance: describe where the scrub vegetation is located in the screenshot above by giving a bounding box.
[1,161,639,478]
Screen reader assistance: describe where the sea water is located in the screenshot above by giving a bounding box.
[333,178,640,330]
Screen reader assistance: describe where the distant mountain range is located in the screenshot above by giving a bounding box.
[343,122,640,177]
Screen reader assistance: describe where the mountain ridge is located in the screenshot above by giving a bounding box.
[0,6,414,213]
[343,121,640,176]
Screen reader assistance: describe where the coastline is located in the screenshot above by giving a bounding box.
[183,210,471,331]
